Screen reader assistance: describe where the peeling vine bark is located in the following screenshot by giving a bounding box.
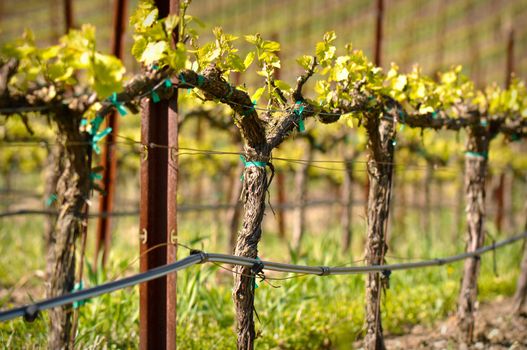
[422,161,433,242]
[178,65,320,350]
[341,155,354,253]
[47,112,91,350]
[512,198,527,315]
[44,144,64,275]
[233,148,270,350]
[227,163,244,253]
[456,126,490,344]
[363,116,395,350]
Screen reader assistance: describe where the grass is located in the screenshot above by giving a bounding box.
[0,202,524,349]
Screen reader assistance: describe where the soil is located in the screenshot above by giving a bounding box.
[383,297,527,350]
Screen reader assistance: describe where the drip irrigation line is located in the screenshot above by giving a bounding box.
[0,230,525,323]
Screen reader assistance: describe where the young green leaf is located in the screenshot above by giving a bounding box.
[140,41,168,65]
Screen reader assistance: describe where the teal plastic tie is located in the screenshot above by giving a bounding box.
[240,155,266,168]
[197,74,205,87]
[294,101,306,132]
[239,155,267,182]
[91,127,113,154]
[110,92,127,116]
[243,100,256,116]
[90,172,103,181]
[89,115,104,136]
[465,151,488,159]
[45,194,57,207]
[480,120,488,127]
[398,109,405,132]
[151,90,160,103]
[432,111,438,119]
[165,79,173,88]
[93,127,112,144]
[80,119,88,127]
[179,73,192,93]
[72,281,87,309]
[152,64,159,70]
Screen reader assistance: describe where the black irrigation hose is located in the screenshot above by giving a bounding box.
[0,231,526,323]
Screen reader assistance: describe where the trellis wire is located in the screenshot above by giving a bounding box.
[0,198,471,219]
[0,230,525,323]
[0,137,470,173]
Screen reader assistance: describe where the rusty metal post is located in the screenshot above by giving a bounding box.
[166,1,179,348]
[64,0,74,32]
[272,33,286,240]
[139,1,179,349]
[373,0,384,67]
[505,28,514,87]
[94,0,128,269]
[494,28,515,233]
[276,173,286,239]
[364,0,384,216]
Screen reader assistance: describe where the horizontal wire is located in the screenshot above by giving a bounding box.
[0,136,463,172]
[0,230,525,323]
[0,199,356,219]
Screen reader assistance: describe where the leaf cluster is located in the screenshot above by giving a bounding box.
[1,25,124,99]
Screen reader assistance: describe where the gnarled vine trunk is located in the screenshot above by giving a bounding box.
[422,161,433,245]
[44,144,64,273]
[47,112,91,350]
[363,116,395,350]
[456,127,490,344]
[227,162,244,253]
[291,146,312,253]
[455,165,465,239]
[233,149,270,350]
[341,156,354,253]
[512,197,527,315]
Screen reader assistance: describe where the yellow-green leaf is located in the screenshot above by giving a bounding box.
[393,75,407,92]
[140,41,167,65]
[274,80,291,91]
[244,52,255,69]
[251,87,265,102]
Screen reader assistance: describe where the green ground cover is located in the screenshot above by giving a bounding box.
[0,206,522,349]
